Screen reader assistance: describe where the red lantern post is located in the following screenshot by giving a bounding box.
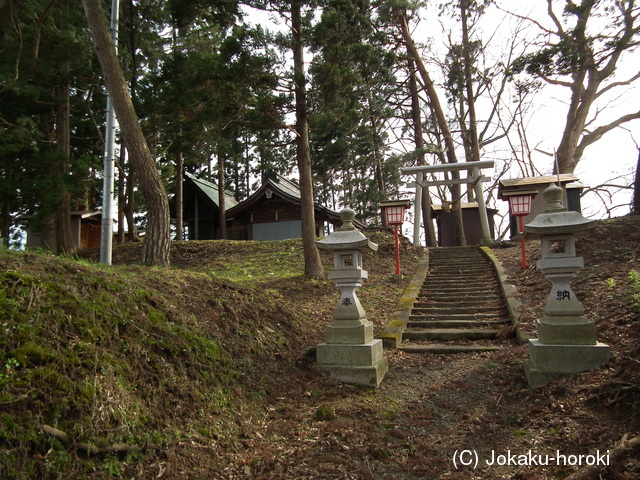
[380,200,411,276]
[508,194,534,269]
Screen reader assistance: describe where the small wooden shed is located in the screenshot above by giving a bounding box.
[431,202,498,247]
[498,174,584,239]
[26,210,104,251]
[226,172,343,241]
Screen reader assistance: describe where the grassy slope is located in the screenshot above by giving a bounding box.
[3,217,640,479]
[1,231,420,479]
[0,248,309,478]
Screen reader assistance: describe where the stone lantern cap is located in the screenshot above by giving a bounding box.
[525,183,597,239]
[316,208,379,253]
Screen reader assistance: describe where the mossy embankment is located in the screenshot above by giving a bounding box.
[1,232,421,479]
[0,245,320,479]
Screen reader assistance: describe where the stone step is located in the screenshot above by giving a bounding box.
[419,292,497,300]
[430,248,480,254]
[411,305,503,315]
[410,313,508,322]
[423,280,493,286]
[429,257,485,263]
[420,285,498,295]
[419,290,499,297]
[426,272,493,278]
[430,264,488,270]
[407,319,510,329]
[416,290,502,303]
[420,281,498,295]
[431,262,488,267]
[431,261,483,264]
[422,276,496,283]
[399,344,503,354]
[418,290,499,297]
[413,307,504,315]
[414,298,502,306]
[382,246,513,355]
[429,272,489,278]
[403,328,500,341]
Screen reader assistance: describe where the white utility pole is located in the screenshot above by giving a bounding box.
[100,0,120,265]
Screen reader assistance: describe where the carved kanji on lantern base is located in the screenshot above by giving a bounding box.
[523,184,610,389]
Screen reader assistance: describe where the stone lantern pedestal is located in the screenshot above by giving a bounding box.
[315,209,388,387]
[523,184,610,388]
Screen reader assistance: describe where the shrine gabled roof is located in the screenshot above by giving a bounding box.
[226,172,344,224]
[431,202,498,214]
[185,172,239,210]
[498,174,583,199]
[265,172,303,202]
[226,172,301,212]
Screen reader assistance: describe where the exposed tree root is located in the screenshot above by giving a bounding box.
[39,424,135,456]
[565,433,640,480]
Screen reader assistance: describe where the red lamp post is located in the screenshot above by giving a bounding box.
[380,200,411,276]
[507,194,535,269]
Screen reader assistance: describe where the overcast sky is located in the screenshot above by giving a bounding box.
[491,1,636,217]
[245,0,639,226]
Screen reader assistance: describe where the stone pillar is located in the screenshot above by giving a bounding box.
[523,184,610,389]
[315,209,389,387]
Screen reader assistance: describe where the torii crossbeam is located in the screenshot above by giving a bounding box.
[401,160,494,246]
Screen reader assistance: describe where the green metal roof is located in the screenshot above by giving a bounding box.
[185,172,238,210]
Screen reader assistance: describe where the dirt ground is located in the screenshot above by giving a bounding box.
[68,216,640,480]
[119,217,639,480]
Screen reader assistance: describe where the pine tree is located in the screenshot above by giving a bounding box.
[309,0,400,225]
[0,0,103,250]
[83,0,172,266]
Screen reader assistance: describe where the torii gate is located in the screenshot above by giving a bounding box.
[401,160,494,246]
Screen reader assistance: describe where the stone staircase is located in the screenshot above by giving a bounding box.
[398,247,512,354]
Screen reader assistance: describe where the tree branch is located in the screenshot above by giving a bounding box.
[538,71,574,87]
[596,70,640,98]
[547,0,565,36]
[577,109,640,152]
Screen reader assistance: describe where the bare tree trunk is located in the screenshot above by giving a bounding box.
[1,160,11,246]
[408,58,437,246]
[218,154,227,240]
[124,156,139,242]
[460,1,480,203]
[461,2,480,164]
[371,122,387,228]
[542,1,640,174]
[117,151,125,244]
[398,11,466,246]
[55,69,74,254]
[1,202,9,247]
[633,148,640,215]
[292,0,325,280]
[365,92,387,229]
[83,0,170,266]
[176,151,184,241]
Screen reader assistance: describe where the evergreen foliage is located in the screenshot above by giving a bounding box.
[1,0,637,248]
[309,0,400,224]
[0,0,102,247]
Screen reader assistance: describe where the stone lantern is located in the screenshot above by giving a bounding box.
[315,208,388,387]
[523,184,610,388]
